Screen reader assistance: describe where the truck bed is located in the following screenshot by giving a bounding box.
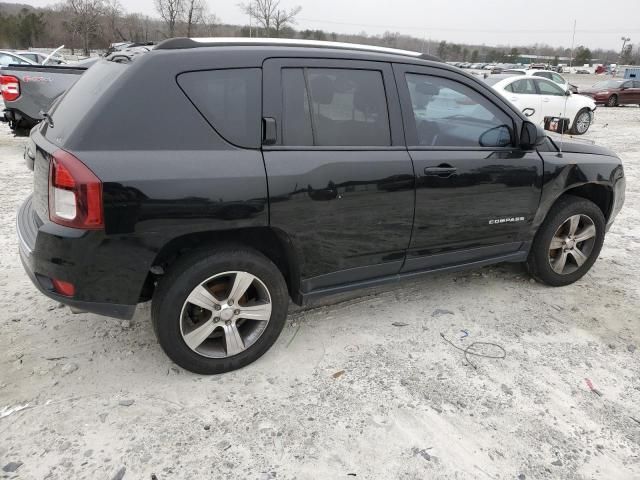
[1,62,94,132]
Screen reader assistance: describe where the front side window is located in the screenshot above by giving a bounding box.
[551,73,565,84]
[281,68,391,146]
[535,79,565,96]
[405,73,512,148]
[178,68,261,148]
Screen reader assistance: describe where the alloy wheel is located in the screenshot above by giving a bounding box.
[179,271,272,358]
[574,111,591,134]
[548,214,597,275]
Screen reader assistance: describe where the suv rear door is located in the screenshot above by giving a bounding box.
[262,58,415,292]
[393,64,543,271]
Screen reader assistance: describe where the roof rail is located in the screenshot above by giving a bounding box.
[155,37,440,61]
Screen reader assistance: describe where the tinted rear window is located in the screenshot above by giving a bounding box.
[178,68,261,148]
[281,67,391,147]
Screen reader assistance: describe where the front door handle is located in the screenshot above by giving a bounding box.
[424,165,457,178]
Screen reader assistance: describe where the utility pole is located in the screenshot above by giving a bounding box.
[569,19,576,68]
[620,36,631,64]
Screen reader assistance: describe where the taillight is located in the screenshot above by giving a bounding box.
[0,75,20,102]
[48,150,104,229]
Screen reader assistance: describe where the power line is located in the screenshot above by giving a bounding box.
[296,17,640,35]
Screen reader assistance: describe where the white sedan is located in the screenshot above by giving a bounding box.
[501,68,578,93]
[484,75,596,135]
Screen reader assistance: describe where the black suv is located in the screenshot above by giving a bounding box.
[17,39,625,374]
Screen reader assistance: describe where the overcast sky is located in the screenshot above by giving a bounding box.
[13,0,640,50]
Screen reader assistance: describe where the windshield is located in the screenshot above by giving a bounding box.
[592,80,623,89]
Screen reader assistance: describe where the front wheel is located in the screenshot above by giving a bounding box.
[151,247,289,374]
[570,108,592,135]
[606,95,618,107]
[526,195,605,286]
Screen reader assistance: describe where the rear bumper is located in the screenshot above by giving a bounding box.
[17,195,137,320]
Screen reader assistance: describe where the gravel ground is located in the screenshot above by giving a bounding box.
[1,76,639,480]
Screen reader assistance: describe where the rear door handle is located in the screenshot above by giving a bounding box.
[424,165,457,178]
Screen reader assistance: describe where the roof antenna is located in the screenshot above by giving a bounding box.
[558,19,577,158]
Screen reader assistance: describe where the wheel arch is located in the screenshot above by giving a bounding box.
[141,227,301,304]
[560,183,613,220]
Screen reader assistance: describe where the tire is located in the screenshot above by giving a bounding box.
[570,108,592,135]
[152,247,289,374]
[606,95,618,107]
[526,195,605,287]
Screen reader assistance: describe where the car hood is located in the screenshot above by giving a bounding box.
[546,134,618,157]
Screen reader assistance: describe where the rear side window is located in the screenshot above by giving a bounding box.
[509,79,536,94]
[281,68,391,146]
[178,68,261,148]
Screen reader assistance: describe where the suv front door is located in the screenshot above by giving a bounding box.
[262,58,415,292]
[393,64,543,271]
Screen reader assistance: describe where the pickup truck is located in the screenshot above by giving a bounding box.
[17,38,625,374]
[1,59,97,132]
[1,46,151,133]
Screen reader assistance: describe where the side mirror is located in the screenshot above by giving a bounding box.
[520,121,546,149]
[479,125,512,147]
[565,89,572,96]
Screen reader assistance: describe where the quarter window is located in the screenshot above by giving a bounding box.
[177,68,261,148]
[281,68,391,146]
[405,73,512,148]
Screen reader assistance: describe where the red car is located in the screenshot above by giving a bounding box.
[580,79,640,107]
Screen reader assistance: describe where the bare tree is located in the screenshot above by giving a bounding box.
[104,0,124,43]
[273,4,301,37]
[65,0,106,55]
[199,13,220,36]
[185,0,206,37]
[239,0,300,37]
[155,0,184,37]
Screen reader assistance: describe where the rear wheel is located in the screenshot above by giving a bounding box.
[606,95,618,107]
[152,248,289,374]
[526,195,605,286]
[570,108,592,135]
